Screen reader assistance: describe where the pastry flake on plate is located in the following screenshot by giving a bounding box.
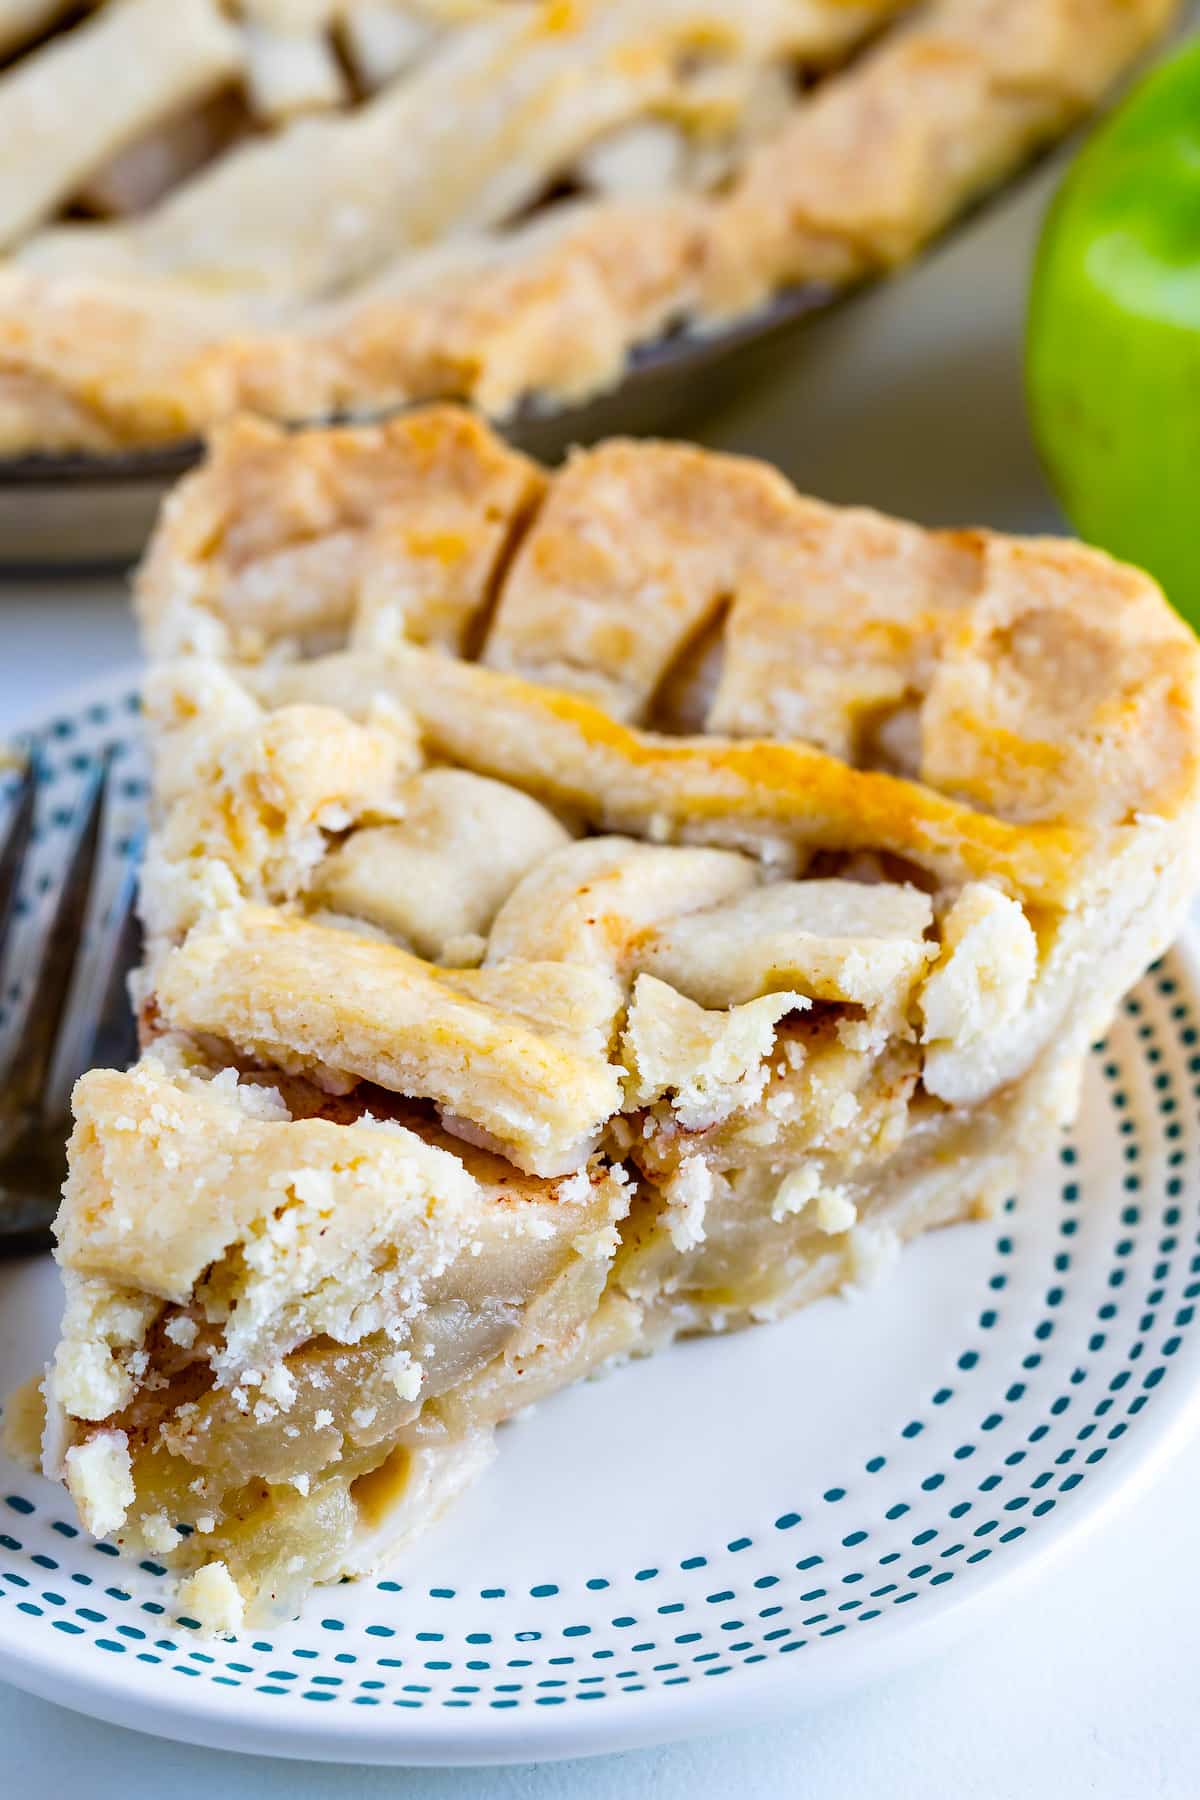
[0,0,1179,453]
[24,406,1200,1630]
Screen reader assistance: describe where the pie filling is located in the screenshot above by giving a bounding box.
[38,1004,1063,1624]
[14,407,1200,1631]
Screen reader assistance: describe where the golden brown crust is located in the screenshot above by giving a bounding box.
[145,410,1200,875]
[0,0,1176,453]
[137,406,544,658]
[140,406,1200,1113]
[132,407,1200,1147]
[156,904,626,1177]
[262,643,1092,901]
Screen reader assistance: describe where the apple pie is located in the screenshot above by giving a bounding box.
[21,406,1200,1632]
[0,0,1178,453]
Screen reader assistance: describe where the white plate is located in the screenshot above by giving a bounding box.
[2,673,1200,1766]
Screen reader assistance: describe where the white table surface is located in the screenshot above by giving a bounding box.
[3,112,1200,1798]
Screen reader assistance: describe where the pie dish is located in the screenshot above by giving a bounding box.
[0,0,1178,456]
[12,405,1200,1635]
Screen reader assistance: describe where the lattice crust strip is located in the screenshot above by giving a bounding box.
[128,407,1200,1130]
[15,405,1200,1633]
[140,410,1200,855]
[0,0,1177,451]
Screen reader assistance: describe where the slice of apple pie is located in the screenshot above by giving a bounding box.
[26,406,1200,1630]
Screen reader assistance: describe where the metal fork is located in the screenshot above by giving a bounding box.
[0,752,141,1256]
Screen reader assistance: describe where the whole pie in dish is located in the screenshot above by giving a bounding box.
[0,0,1179,454]
[15,406,1200,1634]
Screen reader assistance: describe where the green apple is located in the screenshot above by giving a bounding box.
[1027,38,1200,629]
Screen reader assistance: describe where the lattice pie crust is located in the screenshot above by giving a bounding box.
[0,0,1177,452]
[16,407,1200,1630]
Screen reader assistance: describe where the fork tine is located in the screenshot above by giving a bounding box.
[0,752,38,965]
[1,753,109,1121]
[47,821,144,1116]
